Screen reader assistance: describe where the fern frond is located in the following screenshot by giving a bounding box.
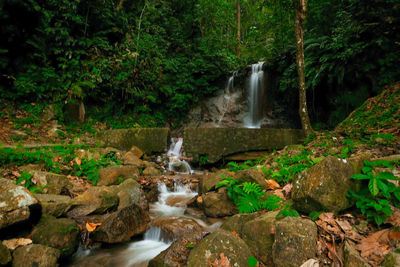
[238,194,261,213]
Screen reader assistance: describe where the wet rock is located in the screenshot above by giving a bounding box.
[32,215,80,257]
[292,156,357,213]
[220,212,261,237]
[235,168,269,189]
[0,241,11,266]
[152,217,202,240]
[202,188,237,217]
[382,251,400,267]
[242,211,279,265]
[187,229,254,267]
[128,146,144,158]
[170,161,191,173]
[199,170,231,194]
[91,203,150,243]
[0,178,38,229]
[98,165,139,186]
[344,241,371,267]
[12,244,60,267]
[35,194,71,217]
[143,166,162,176]
[185,207,205,218]
[272,217,317,267]
[30,171,71,195]
[67,186,119,218]
[111,179,148,211]
[149,231,204,267]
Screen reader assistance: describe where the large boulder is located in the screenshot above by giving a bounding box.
[241,211,279,265]
[121,152,145,167]
[187,229,254,267]
[152,217,202,240]
[235,168,269,189]
[202,188,237,217]
[142,166,162,176]
[149,231,204,267]
[30,171,71,195]
[111,179,148,211]
[292,156,357,213]
[32,215,80,257]
[0,241,11,266]
[12,244,61,267]
[272,217,317,267]
[220,212,261,237]
[97,165,139,186]
[199,170,232,194]
[96,128,170,154]
[35,194,71,217]
[0,178,38,229]
[91,203,150,243]
[67,186,119,218]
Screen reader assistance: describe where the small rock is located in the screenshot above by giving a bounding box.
[0,178,38,229]
[98,165,139,186]
[30,171,71,195]
[0,241,11,266]
[142,166,162,176]
[152,217,202,240]
[121,152,144,167]
[272,217,317,267]
[32,215,80,257]
[2,238,32,250]
[343,241,371,267]
[128,146,144,158]
[202,188,237,217]
[187,229,254,267]
[12,244,60,267]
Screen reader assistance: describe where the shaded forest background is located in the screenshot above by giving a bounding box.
[0,0,399,129]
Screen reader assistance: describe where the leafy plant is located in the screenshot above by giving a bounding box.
[347,160,400,225]
[216,175,284,213]
[341,139,355,158]
[226,160,253,172]
[277,203,300,218]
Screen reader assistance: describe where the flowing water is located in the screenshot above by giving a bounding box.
[69,183,202,267]
[245,62,265,128]
[167,138,194,174]
[218,71,237,125]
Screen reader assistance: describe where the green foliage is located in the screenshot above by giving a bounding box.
[277,203,300,218]
[341,139,355,158]
[247,256,258,267]
[216,175,284,213]
[347,160,400,226]
[226,160,254,172]
[309,211,323,221]
[73,156,118,185]
[269,149,318,184]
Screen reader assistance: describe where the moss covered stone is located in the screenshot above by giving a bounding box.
[183,128,305,163]
[0,241,11,266]
[32,215,79,257]
[96,128,170,153]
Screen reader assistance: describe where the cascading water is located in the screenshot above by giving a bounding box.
[218,71,237,125]
[167,138,193,174]
[245,62,265,128]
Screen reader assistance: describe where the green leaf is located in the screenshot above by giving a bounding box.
[361,166,372,174]
[352,174,370,180]
[368,178,379,196]
[309,211,323,221]
[248,256,258,267]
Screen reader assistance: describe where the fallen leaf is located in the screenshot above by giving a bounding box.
[3,238,32,250]
[282,183,293,196]
[12,171,21,177]
[86,221,102,232]
[273,189,285,199]
[231,231,239,238]
[211,253,231,267]
[74,157,82,166]
[356,229,391,263]
[266,179,280,190]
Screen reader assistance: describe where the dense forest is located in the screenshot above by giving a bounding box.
[1,0,399,129]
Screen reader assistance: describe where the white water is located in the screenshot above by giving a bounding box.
[245,62,265,128]
[218,71,237,125]
[167,138,194,174]
[70,182,202,267]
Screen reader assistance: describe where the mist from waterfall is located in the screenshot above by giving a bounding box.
[245,62,265,128]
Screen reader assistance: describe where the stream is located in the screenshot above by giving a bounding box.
[68,139,220,267]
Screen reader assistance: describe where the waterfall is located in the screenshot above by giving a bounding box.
[218,71,237,125]
[245,62,265,128]
[167,138,193,174]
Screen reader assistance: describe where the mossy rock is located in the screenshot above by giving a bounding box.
[12,244,61,267]
[0,241,11,266]
[32,215,80,257]
[187,229,254,267]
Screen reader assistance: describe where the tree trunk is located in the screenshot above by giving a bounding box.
[294,0,313,136]
[236,0,241,55]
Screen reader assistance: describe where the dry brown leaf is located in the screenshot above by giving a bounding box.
[211,253,231,267]
[273,189,285,199]
[86,221,102,232]
[335,219,363,242]
[74,157,82,166]
[386,208,400,225]
[12,171,21,177]
[3,238,32,250]
[356,229,391,261]
[266,179,281,190]
[231,231,239,238]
